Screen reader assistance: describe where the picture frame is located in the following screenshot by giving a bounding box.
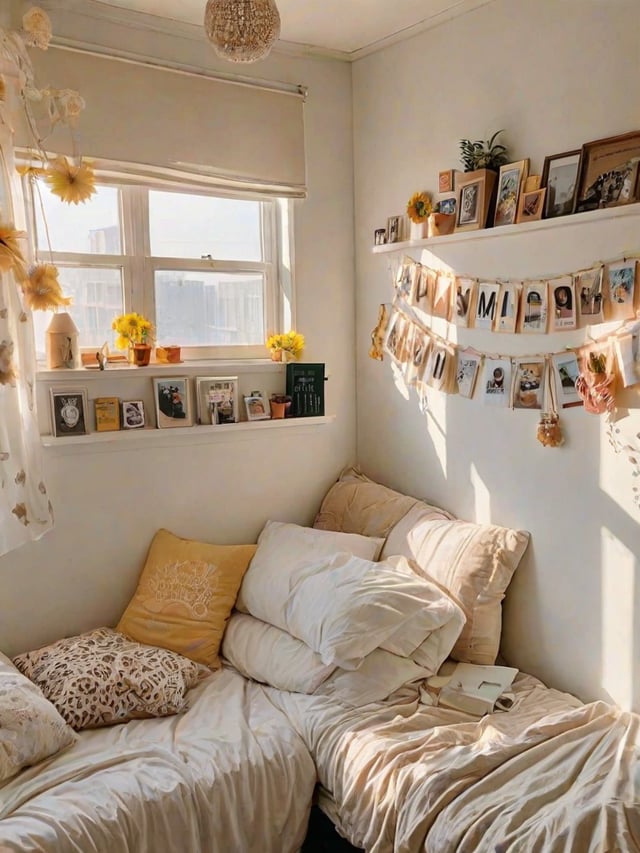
[121,400,146,429]
[244,391,270,421]
[438,169,454,193]
[455,169,496,232]
[286,363,326,417]
[438,196,456,216]
[195,375,238,425]
[374,228,387,246]
[386,215,401,244]
[541,150,581,218]
[50,388,88,437]
[94,396,120,432]
[494,159,529,227]
[153,377,193,428]
[516,188,546,223]
[574,131,640,213]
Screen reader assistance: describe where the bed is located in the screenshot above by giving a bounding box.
[0,666,315,853]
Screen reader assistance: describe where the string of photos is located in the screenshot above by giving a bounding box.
[369,253,640,505]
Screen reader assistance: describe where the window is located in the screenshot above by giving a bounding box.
[28,177,291,361]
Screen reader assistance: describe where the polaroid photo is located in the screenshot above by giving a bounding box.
[473,282,500,330]
[519,282,549,333]
[494,282,521,333]
[606,260,637,321]
[480,358,512,407]
[549,276,577,332]
[456,350,482,399]
[551,353,583,408]
[453,277,475,328]
[576,267,605,326]
[513,358,545,410]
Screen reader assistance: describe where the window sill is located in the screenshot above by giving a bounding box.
[41,415,335,453]
[36,358,284,381]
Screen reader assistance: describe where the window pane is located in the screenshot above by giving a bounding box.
[155,271,264,346]
[34,181,122,254]
[149,191,262,261]
[32,267,124,359]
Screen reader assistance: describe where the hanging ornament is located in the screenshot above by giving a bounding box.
[369,303,389,361]
[44,156,96,205]
[204,0,281,63]
[537,358,564,447]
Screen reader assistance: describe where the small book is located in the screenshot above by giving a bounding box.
[94,396,120,432]
[427,663,518,716]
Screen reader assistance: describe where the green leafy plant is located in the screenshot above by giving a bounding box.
[588,352,607,374]
[459,130,509,172]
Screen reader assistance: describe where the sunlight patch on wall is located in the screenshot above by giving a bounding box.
[601,527,635,710]
[470,463,491,524]
[599,417,640,524]
[391,360,410,400]
[425,387,447,479]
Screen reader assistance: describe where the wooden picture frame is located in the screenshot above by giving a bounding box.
[195,375,238,425]
[574,130,640,213]
[454,169,496,232]
[541,150,580,218]
[153,377,193,428]
[494,159,529,227]
[50,388,88,437]
[516,187,546,223]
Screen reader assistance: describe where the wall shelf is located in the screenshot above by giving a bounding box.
[41,415,336,453]
[371,202,640,254]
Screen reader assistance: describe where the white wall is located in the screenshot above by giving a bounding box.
[0,3,356,655]
[354,0,640,709]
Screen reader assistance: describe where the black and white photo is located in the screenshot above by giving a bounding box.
[121,400,145,429]
[50,388,88,437]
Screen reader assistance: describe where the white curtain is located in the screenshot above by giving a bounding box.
[0,101,53,556]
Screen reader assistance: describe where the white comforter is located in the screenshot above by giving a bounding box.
[0,668,316,853]
[268,673,640,853]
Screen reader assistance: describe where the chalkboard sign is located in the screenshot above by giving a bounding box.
[286,363,325,417]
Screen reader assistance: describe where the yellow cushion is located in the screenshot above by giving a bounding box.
[117,529,257,668]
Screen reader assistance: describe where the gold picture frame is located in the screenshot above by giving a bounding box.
[494,159,530,227]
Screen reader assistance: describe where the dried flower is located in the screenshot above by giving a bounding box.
[112,312,154,349]
[0,224,27,281]
[22,7,52,50]
[23,264,72,311]
[407,191,433,224]
[60,89,85,119]
[44,156,96,205]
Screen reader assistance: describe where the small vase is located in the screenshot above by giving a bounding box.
[270,350,283,362]
[130,343,152,367]
[410,220,428,241]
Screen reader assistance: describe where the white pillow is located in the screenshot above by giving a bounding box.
[240,540,465,670]
[314,649,429,707]
[0,651,77,783]
[236,520,384,613]
[221,613,335,694]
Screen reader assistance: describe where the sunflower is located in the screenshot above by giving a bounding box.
[23,264,72,311]
[0,224,28,281]
[44,156,96,205]
[407,191,433,224]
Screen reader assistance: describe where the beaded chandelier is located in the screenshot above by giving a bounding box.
[204,0,281,63]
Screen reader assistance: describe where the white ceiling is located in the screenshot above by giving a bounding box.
[93,0,495,59]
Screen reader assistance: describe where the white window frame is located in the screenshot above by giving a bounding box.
[24,173,293,361]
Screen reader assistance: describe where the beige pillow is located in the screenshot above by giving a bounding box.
[13,628,205,731]
[314,468,529,666]
[117,528,257,668]
[0,651,76,782]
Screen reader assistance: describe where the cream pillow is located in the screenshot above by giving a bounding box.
[314,649,429,707]
[221,613,336,693]
[0,651,76,783]
[117,528,257,668]
[13,628,206,731]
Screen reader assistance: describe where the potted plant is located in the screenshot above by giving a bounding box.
[266,330,305,362]
[112,312,155,366]
[269,393,292,419]
[459,130,509,173]
[456,131,509,230]
[575,351,615,414]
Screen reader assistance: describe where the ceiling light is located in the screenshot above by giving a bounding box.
[204,0,281,64]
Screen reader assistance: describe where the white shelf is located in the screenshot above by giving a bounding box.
[371,202,640,254]
[37,358,283,382]
[41,415,335,453]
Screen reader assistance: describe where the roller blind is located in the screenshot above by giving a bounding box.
[22,46,307,197]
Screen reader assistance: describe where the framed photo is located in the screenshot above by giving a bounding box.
[374,228,387,246]
[121,400,145,429]
[153,377,193,428]
[94,396,120,432]
[455,169,496,232]
[244,391,270,421]
[50,388,88,437]
[438,196,456,216]
[386,215,400,244]
[574,131,640,213]
[516,188,546,223]
[541,150,580,218]
[195,375,238,425]
[494,159,529,227]
[438,169,454,193]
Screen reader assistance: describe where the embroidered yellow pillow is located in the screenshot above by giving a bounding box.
[117,529,257,668]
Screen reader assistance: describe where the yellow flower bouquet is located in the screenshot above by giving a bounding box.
[112,312,154,351]
[266,330,305,362]
[406,191,433,224]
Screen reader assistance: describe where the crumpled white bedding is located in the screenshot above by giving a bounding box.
[0,668,316,853]
[267,672,640,853]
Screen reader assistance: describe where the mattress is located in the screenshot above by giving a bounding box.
[267,672,640,853]
[0,667,316,853]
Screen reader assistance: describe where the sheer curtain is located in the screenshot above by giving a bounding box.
[0,96,53,556]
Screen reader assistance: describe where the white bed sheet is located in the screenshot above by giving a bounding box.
[0,668,316,853]
[267,673,640,853]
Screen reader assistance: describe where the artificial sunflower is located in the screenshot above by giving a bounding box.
[44,156,96,205]
[0,224,28,281]
[23,264,72,311]
[406,191,433,224]
[16,163,46,180]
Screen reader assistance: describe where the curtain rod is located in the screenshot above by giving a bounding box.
[49,40,308,100]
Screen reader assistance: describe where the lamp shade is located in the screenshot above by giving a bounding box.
[45,311,79,369]
[204,0,281,64]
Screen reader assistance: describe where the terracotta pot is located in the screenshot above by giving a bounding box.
[130,343,152,367]
[270,400,287,419]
